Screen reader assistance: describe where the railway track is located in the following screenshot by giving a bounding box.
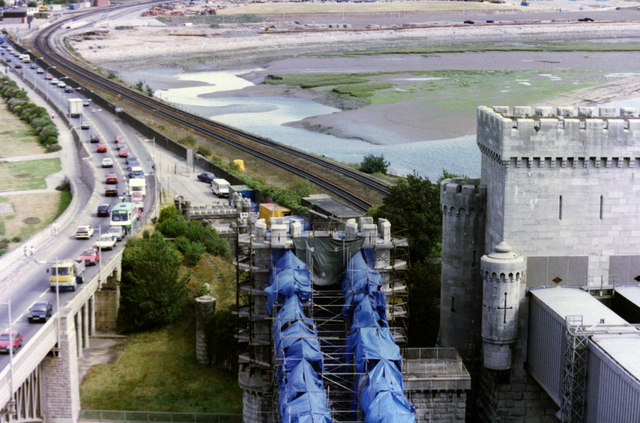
[30,6,391,212]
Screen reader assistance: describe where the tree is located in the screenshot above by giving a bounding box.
[27,1,37,6]
[359,154,389,175]
[118,231,188,332]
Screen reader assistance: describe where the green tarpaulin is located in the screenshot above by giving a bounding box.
[293,237,364,286]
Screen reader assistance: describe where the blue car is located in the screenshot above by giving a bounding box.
[28,301,53,323]
[197,172,216,183]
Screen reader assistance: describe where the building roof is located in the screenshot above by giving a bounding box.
[302,194,364,219]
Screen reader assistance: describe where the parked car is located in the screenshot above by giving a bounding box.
[28,301,53,323]
[80,121,90,130]
[107,225,125,241]
[101,157,114,168]
[105,172,118,184]
[79,248,100,265]
[105,186,118,197]
[75,225,94,239]
[118,147,130,158]
[96,143,107,153]
[90,134,100,143]
[94,234,117,251]
[0,331,23,354]
[97,203,111,217]
[197,172,216,183]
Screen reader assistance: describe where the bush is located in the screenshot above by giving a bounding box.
[202,227,230,258]
[158,205,181,225]
[157,214,188,238]
[47,143,62,153]
[180,135,196,147]
[288,178,314,197]
[196,145,212,157]
[185,221,206,243]
[183,240,206,266]
[360,154,390,175]
[204,309,238,370]
[55,179,70,192]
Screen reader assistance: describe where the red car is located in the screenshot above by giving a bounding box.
[119,148,130,158]
[0,330,23,354]
[96,143,107,153]
[79,248,100,266]
[105,186,118,197]
[105,172,118,184]
[114,135,125,143]
[44,73,53,80]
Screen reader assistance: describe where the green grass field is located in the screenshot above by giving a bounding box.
[0,101,47,157]
[0,158,61,192]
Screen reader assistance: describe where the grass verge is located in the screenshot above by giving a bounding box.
[80,315,242,413]
[0,158,61,192]
[0,100,47,157]
[0,192,63,250]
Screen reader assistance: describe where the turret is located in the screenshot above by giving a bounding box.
[480,241,525,370]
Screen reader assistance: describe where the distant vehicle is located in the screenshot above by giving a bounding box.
[463,20,474,24]
[119,147,130,158]
[15,62,22,69]
[30,63,37,69]
[75,225,94,239]
[126,156,139,166]
[107,225,125,241]
[51,78,59,85]
[5,57,10,63]
[57,81,66,89]
[96,143,107,153]
[114,135,125,143]
[0,331,23,354]
[105,186,118,197]
[95,233,117,251]
[105,172,118,184]
[131,192,144,211]
[97,203,112,217]
[80,121,90,130]
[90,133,100,143]
[82,99,90,107]
[101,157,114,168]
[28,301,53,323]
[78,248,100,266]
[211,178,230,198]
[44,73,53,80]
[36,68,44,74]
[578,17,594,22]
[65,86,74,93]
[111,202,140,231]
[129,166,144,179]
[197,172,216,183]
[129,178,146,197]
[116,142,127,151]
[50,259,85,291]
[69,98,83,118]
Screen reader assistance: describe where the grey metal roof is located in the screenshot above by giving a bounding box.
[614,285,640,307]
[592,335,640,381]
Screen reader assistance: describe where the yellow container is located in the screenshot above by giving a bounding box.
[233,159,245,172]
[259,203,291,226]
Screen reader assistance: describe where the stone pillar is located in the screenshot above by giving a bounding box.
[89,294,96,336]
[42,308,80,423]
[195,295,216,364]
[82,303,90,349]
[74,313,82,358]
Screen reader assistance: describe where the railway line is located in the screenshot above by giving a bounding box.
[29,6,391,212]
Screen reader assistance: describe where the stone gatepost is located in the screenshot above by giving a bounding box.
[42,308,80,423]
[195,295,216,364]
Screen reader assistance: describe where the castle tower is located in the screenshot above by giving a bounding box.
[480,241,524,371]
[439,178,486,361]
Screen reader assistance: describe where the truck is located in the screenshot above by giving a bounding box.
[68,98,83,118]
[49,259,85,292]
[211,178,230,198]
[129,177,146,197]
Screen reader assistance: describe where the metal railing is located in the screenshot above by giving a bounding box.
[79,410,242,423]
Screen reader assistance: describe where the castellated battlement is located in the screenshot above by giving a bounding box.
[477,105,640,162]
[440,178,486,216]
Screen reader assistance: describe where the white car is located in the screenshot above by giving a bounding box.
[80,121,90,130]
[107,225,125,241]
[131,193,144,211]
[51,78,59,85]
[101,158,113,168]
[75,225,94,239]
[57,81,66,89]
[94,234,117,251]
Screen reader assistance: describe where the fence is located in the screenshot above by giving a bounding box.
[79,410,242,423]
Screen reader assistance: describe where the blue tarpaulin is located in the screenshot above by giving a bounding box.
[363,391,415,423]
[342,251,385,318]
[351,295,387,330]
[279,359,326,405]
[359,359,406,413]
[280,392,332,423]
[266,251,312,316]
[346,326,401,373]
[275,320,323,374]
[274,295,314,334]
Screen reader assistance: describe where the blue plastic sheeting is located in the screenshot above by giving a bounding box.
[279,360,326,405]
[346,326,402,373]
[274,295,314,335]
[351,296,388,330]
[280,392,332,423]
[359,360,406,412]
[363,391,415,423]
[342,251,385,318]
[266,251,312,316]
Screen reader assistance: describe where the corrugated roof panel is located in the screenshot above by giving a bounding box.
[592,335,640,381]
[615,285,640,307]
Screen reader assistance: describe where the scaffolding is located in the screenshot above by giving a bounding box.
[560,315,588,423]
[236,215,411,423]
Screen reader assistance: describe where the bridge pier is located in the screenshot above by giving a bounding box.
[42,308,81,423]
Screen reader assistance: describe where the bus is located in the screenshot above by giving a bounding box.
[110,202,140,231]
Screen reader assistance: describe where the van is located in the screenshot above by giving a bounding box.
[211,178,230,198]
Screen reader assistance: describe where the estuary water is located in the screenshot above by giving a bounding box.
[126,68,481,180]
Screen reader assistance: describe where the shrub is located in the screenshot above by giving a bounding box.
[359,154,390,175]
[158,205,181,225]
[185,221,206,243]
[196,145,212,157]
[288,178,314,197]
[202,228,230,258]
[180,135,196,147]
[11,236,21,243]
[55,179,70,191]
[183,240,206,266]
[157,214,188,238]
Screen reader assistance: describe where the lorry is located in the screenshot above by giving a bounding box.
[211,178,230,198]
[129,177,146,197]
[19,53,30,63]
[68,98,83,118]
[49,259,85,292]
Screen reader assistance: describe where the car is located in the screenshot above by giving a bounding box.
[57,81,66,88]
[130,166,144,179]
[107,225,125,241]
[105,186,118,197]
[101,157,114,168]
[81,121,90,130]
[50,78,59,85]
[96,143,107,153]
[75,225,94,239]
[83,99,90,107]
[28,301,53,323]
[463,20,474,24]
[15,62,22,69]
[44,73,52,80]
[197,172,216,183]
[105,172,118,184]
[127,156,139,166]
[90,134,100,143]
[79,247,100,265]
[65,86,73,93]
[5,57,11,63]
[116,142,127,150]
[114,135,125,143]
[97,203,111,217]
[578,17,594,22]
[94,233,117,251]
[36,68,44,74]
[131,192,144,211]
[119,148,130,158]
[30,63,37,69]
[0,330,23,354]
